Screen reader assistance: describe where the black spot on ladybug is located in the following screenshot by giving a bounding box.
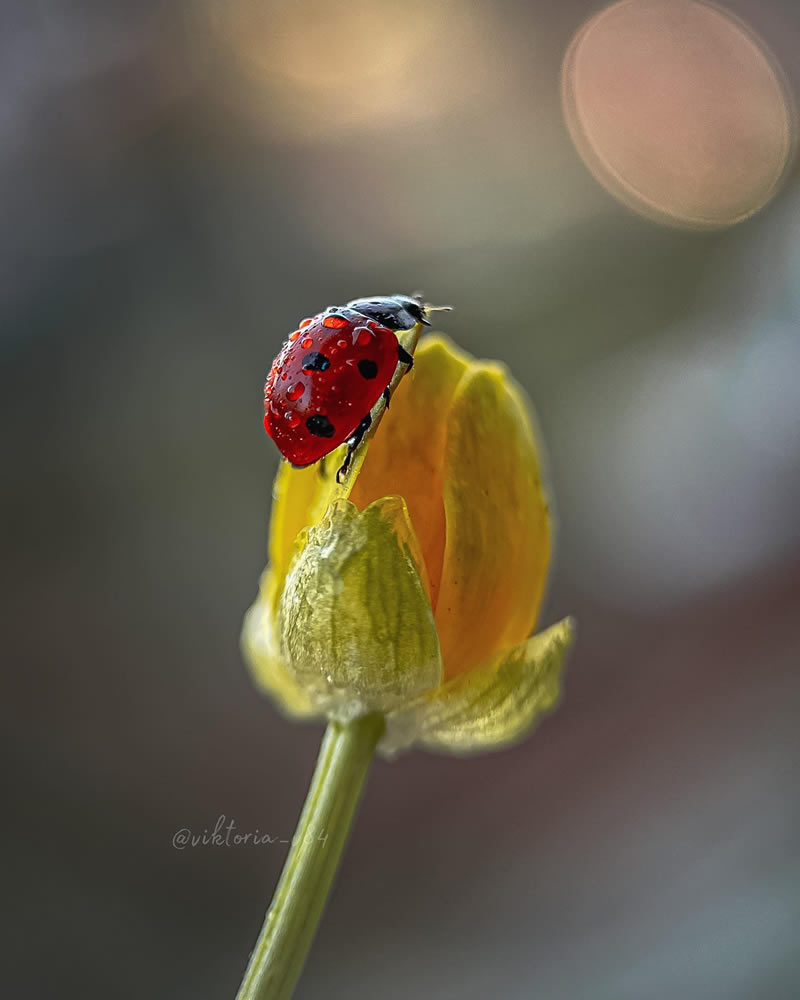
[357,359,379,380]
[302,352,331,372]
[306,414,335,438]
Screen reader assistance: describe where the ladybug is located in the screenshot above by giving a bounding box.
[264,294,432,482]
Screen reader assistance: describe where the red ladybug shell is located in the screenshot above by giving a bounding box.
[264,309,400,467]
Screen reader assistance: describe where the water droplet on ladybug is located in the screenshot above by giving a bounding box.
[289,330,301,342]
[280,372,288,380]
[301,337,313,349]
[287,382,304,401]
[285,411,301,428]
[337,339,348,349]
[354,328,372,347]
[299,318,312,328]
[323,315,349,330]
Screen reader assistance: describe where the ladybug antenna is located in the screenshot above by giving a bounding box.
[409,290,452,314]
[417,302,452,327]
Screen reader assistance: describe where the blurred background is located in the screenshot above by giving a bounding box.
[3,0,799,997]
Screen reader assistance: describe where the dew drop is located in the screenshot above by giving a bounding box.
[354,327,372,347]
[323,315,349,330]
[301,337,314,349]
[299,318,312,328]
[289,330,301,342]
[337,338,348,349]
[280,372,288,380]
[284,411,301,428]
[287,382,304,401]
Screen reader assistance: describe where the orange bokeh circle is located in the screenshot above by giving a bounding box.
[561,0,796,228]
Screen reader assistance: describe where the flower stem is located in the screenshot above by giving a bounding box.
[235,713,385,1000]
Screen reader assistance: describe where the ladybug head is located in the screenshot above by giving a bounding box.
[389,294,430,327]
[346,294,432,332]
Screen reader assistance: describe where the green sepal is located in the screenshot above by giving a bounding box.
[381,617,574,755]
[278,497,443,720]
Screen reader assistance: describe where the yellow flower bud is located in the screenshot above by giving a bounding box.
[242,334,574,756]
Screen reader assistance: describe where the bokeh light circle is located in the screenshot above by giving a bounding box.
[561,0,796,229]
[213,0,492,138]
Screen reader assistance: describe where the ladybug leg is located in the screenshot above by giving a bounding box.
[383,387,391,408]
[318,455,328,479]
[397,344,414,370]
[336,413,372,483]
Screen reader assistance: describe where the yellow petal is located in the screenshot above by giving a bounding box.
[349,335,471,608]
[268,442,364,609]
[241,571,318,718]
[435,364,552,680]
[381,617,574,756]
[278,497,442,718]
[323,326,423,502]
[268,461,326,609]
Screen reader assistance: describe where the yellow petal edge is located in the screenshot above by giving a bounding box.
[435,363,552,680]
[380,617,574,756]
[241,572,317,718]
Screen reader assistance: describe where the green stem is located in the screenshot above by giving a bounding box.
[235,714,385,1000]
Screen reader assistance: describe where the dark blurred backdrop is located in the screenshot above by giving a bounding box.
[3,1,799,998]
